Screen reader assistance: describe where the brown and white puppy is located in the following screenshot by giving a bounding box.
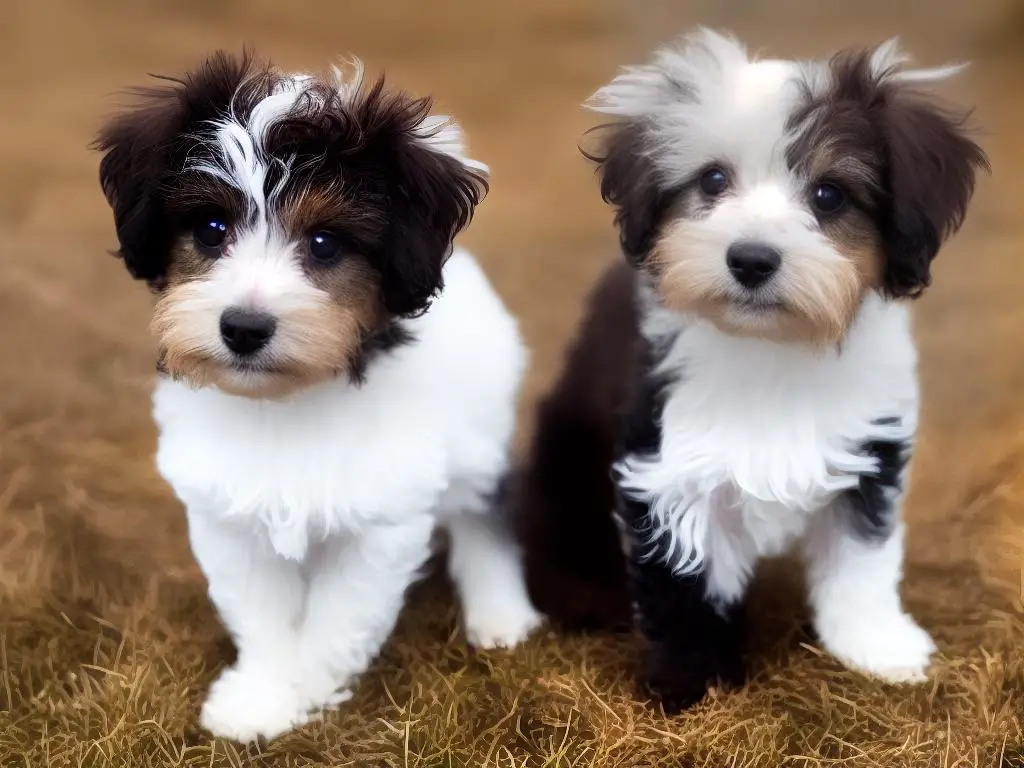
[515,30,988,712]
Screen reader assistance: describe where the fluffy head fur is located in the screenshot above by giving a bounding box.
[585,29,989,345]
[96,50,488,398]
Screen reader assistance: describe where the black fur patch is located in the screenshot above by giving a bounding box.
[845,417,911,539]
[96,50,275,287]
[346,321,414,386]
[618,494,747,714]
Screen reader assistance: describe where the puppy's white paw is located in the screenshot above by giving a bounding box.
[200,665,309,743]
[291,660,358,717]
[321,689,354,710]
[465,597,543,650]
[819,610,936,683]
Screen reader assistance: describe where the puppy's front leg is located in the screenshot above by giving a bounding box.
[294,516,436,710]
[803,502,935,682]
[186,510,310,742]
[804,426,935,681]
[618,493,747,714]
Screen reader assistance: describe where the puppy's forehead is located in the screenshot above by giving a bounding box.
[724,59,797,111]
[663,57,805,185]
[179,68,389,241]
[703,57,804,144]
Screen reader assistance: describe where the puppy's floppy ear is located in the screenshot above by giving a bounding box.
[383,129,488,316]
[585,123,673,266]
[357,84,488,317]
[95,87,186,289]
[879,92,989,298]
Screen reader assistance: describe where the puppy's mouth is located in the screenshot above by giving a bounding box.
[219,356,309,399]
[228,358,282,375]
[728,295,785,313]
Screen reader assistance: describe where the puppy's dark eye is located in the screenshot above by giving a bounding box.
[812,183,845,215]
[698,167,730,197]
[193,218,229,256]
[308,231,345,266]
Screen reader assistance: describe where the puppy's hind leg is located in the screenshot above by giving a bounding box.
[511,262,639,632]
[514,409,632,631]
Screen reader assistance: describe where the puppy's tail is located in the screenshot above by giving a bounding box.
[511,261,639,631]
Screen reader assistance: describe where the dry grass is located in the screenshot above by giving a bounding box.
[0,408,1022,767]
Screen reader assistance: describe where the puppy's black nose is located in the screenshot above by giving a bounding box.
[220,308,277,355]
[726,242,782,289]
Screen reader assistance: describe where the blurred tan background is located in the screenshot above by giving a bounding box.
[0,1,1022,765]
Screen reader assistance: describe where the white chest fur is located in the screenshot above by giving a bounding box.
[154,371,449,559]
[617,294,919,600]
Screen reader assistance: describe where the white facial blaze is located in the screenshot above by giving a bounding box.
[186,82,304,223]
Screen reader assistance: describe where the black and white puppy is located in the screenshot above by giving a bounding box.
[515,29,988,712]
[97,51,540,742]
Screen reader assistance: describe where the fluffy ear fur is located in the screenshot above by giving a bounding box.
[357,85,488,316]
[95,51,259,289]
[878,92,989,297]
[584,123,674,266]
[95,89,185,289]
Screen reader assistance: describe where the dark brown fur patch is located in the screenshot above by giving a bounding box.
[512,260,637,631]
[258,72,489,316]
[582,122,681,266]
[277,184,388,250]
[163,176,248,230]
